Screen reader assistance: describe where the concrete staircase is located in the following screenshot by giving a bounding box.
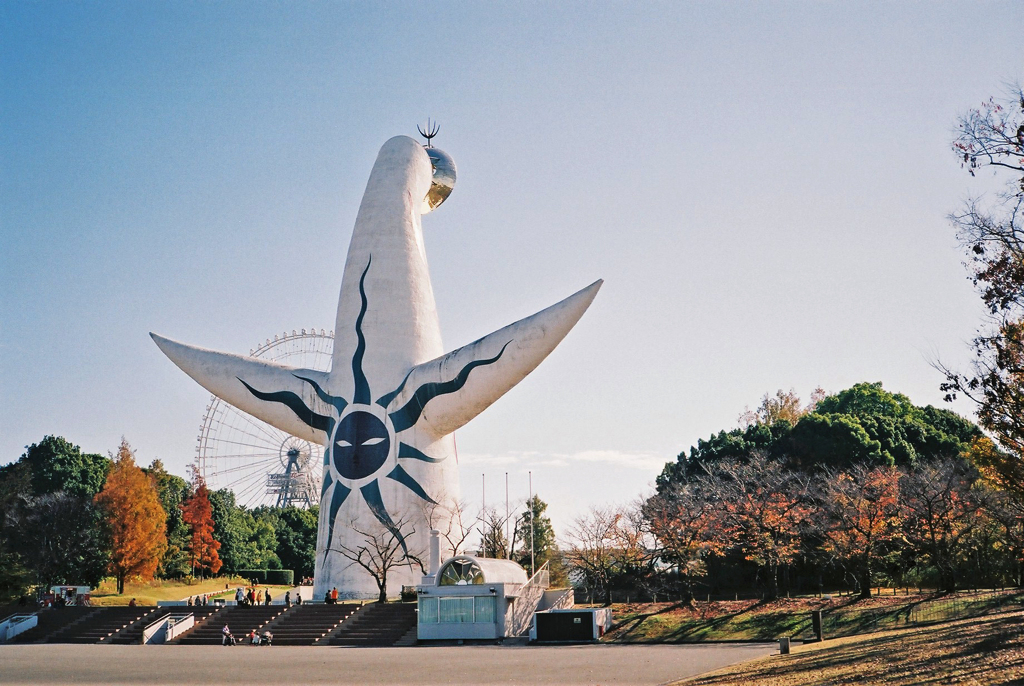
[11,607,96,643]
[263,603,359,645]
[160,607,222,644]
[49,607,155,644]
[176,605,285,645]
[325,602,417,647]
[106,607,173,644]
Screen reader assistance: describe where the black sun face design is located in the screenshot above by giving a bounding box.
[238,256,510,559]
[333,410,389,480]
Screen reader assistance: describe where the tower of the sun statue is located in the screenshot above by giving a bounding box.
[153,128,602,597]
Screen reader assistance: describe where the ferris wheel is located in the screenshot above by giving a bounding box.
[195,329,334,509]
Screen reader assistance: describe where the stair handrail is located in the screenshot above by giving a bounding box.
[143,612,194,645]
[0,613,38,644]
[507,560,550,637]
[546,587,575,611]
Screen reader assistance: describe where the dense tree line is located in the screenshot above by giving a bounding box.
[658,383,980,484]
[0,436,112,600]
[563,384,1021,604]
[0,436,318,602]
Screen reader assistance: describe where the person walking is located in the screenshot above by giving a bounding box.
[331,587,338,603]
[265,590,272,606]
[284,591,291,607]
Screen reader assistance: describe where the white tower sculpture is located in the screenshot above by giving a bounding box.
[153,134,601,597]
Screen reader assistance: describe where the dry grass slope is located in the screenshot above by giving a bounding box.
[674,610,1024,686]
[88,576,271,605]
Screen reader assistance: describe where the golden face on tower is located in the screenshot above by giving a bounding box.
[422,146,456,214]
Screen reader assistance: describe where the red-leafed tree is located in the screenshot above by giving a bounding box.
[644,477,730,605]
[817,465,901,598]
[181,468,222,578]
[714,453,811,600]
[94,439,168,594]
[900,457,987,593]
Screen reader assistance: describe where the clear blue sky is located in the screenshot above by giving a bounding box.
[2,2,1022,534]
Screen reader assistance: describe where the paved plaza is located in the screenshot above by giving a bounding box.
[0,643,776,685]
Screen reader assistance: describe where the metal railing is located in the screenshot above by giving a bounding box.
[507,561,550,637]
[0,614,38,643]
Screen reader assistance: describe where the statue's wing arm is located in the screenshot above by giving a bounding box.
[150,333,334,444]
[384,279,602,438]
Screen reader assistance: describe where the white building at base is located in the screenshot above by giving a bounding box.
[415,533,574,641]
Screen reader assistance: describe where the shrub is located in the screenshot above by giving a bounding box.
[237,569,294,586]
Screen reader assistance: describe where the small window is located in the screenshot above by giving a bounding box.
[438,559,485,585]
[418,597,438,624]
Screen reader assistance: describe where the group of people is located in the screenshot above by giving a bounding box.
[234,587,273,606]
[221,625,272,646]
[324,587,339,604]
[186,594,211,607]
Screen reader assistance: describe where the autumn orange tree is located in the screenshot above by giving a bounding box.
[714,453,811,600]
[816,464,901,598]
[965,435,1024,503]
[644,477,729,605]
[900,457,988,593]
[94,439,168,594]
[181,468,222,578]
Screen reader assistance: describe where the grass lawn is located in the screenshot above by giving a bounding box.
[88,577,292,606]
[674,609,1024,685]
[605,590,1024,643]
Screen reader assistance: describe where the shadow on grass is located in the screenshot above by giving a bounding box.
[608,602,686,638]
[693,609,1024,685]
[615,591,1024,647]
[612,599,815,643]
[824,590,1024,639]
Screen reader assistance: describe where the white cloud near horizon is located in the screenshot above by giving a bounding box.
[458,449,668,473]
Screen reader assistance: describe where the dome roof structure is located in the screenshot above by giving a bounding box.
[436,555,529,586]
